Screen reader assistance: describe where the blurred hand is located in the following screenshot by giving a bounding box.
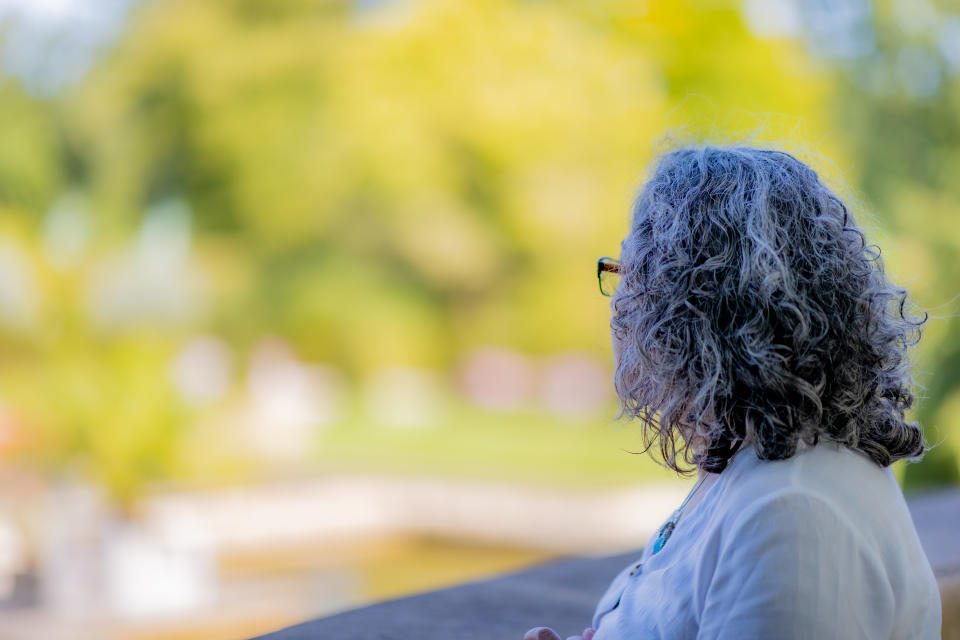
[523,626,595,640]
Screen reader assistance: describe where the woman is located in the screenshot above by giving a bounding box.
[525,146,942,640]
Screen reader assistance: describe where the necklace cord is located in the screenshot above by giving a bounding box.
[676,473,709,514]
[651,473,712,555]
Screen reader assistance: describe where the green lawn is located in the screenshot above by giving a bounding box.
[313,404,681,489]
[310,402,946,492]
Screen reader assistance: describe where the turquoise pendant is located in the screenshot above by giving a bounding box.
[652,520,676,554]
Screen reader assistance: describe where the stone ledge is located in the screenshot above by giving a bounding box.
[255,489,960,640]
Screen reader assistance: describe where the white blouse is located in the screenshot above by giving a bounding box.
[591,442,941,639]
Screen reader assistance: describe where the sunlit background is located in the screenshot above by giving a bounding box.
[0,0,959,637]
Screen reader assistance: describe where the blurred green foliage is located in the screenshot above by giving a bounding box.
[0,0,957,502]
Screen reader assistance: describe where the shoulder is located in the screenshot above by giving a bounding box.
[706,442,914,572]
[713,441,896,523]
[698,487,899,639]
[695,444,941,638]
[723,487,868,554]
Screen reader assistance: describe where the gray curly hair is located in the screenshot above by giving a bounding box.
[612,145,927,474]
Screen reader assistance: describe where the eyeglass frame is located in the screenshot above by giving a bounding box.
[597,257,621,297]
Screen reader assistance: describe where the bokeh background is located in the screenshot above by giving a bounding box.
[0,0,959,637]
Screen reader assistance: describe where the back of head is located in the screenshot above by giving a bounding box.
[612,145,927,473]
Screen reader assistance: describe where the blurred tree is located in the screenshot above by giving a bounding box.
[0,80,64,219]
[0,337,187,509]
[797,0,960,489]
[64,0,833,368]
[3,0,958,499]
